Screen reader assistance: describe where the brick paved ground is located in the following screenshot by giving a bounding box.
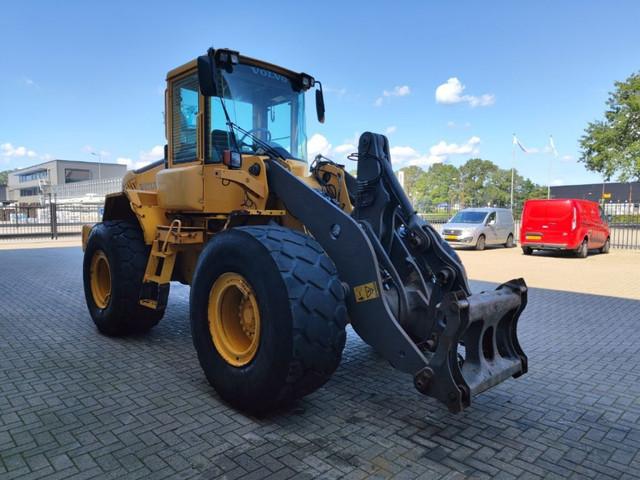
[1,247,639,479]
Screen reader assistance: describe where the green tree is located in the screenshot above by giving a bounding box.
[398,166,426,204]
[0,170,12,185]
[459,158,499,207]
[579,72,640,181]
[414,163,460,210]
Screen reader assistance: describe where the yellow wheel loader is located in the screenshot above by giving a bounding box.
[82,48,528,415]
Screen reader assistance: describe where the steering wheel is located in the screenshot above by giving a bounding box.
[238,128,272,149]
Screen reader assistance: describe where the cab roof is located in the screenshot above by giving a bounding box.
[167,52,306,82]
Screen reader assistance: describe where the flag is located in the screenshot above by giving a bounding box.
[549,135,559,157]
[512,134,529,153]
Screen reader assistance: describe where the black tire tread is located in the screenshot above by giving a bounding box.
[239,226,347,403]
[84,220,164,335]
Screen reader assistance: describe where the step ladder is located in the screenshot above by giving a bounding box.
[139,219,204,310]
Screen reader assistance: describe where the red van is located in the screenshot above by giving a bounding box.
[519,199,610,258]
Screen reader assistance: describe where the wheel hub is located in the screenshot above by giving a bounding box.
[90,250,111,309]
[208,273,261,366]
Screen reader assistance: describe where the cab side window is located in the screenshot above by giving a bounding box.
[172,74,199,163]
[486,212,496,224]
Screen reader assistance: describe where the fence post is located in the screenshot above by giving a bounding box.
[49,201,58,240]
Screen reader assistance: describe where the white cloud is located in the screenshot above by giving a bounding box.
[116,157,133,168]
[139,145,164,164]
[385,125,397,134]
[374,85,411,106]
[385,85,411,97]
[334,143,356,154]
[552,179,564,186]
[390,146,441,168]
[307,134,358,161]
[561,154,574,162]
[1,142,37,158]
[391,136,481,168]
[114,145,165,170]
[429,136,480,157]
[308,134,481,169]
[307,134,332,159]
[435,78,495,107]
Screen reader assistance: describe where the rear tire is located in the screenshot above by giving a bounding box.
[600,237,610,254]
[83,220,165,336]
[576,239,589,258]
[475,234,486,251]
[505,234,514,248]
[190,226,347,415]
[522,246,533,255]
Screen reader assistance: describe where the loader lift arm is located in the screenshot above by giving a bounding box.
[268,132,528,412]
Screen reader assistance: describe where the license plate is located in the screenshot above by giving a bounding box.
[526,235,542,241]
[444,235,459,240]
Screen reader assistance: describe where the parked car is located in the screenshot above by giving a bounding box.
[441,207,515,250]
[519,199,610,258]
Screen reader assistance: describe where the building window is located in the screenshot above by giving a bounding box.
[172,73,199,163]
[20,187,40,197]
[65,168,92,183]
[18,169,48,183]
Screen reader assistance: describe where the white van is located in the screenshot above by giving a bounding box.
[441,208,515,250]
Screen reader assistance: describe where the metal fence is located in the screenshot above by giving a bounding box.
[420,203,640,250]
[1,201,639,249]
[0,203,102,240]
[47,177,122,202]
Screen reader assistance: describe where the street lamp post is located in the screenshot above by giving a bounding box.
[90,152,102,180]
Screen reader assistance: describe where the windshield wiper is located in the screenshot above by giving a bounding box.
[228,122,289,163]
[216,97,288,164]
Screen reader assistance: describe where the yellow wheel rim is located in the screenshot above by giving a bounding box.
[208,272,261,367]
[90,250,112,309]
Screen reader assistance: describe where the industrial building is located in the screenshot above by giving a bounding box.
[550,181,639,204]
[7,159,126,205]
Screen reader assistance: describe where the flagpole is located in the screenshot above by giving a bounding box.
[510,135,515,211]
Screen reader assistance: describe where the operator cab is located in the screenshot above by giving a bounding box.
[155,49,326,213]
[166,48,324,169]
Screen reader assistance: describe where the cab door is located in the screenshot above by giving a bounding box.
[484,211,499,244]
[156,70,205,211]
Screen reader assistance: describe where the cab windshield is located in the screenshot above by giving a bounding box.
[210,63,307,162]
[449,211,488,224]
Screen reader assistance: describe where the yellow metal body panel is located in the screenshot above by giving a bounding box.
[203,156,269,213]
[156,165,204,211]
[126,190,168,244]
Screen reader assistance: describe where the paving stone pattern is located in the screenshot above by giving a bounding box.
[1,247,639,479]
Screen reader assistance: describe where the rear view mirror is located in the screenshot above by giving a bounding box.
[223,150,242,169]
[197,49,218,97]
[315,87,325,124]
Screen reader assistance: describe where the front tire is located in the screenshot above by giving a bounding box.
[522,246,533,255]
[600,237,610,254]
[475,234,486,251]
[83,220,165,336]
[190,226,347,415]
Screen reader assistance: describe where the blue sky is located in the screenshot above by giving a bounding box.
[1,0,639,186]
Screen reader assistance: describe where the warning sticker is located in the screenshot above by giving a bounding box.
[353,281,380,303]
